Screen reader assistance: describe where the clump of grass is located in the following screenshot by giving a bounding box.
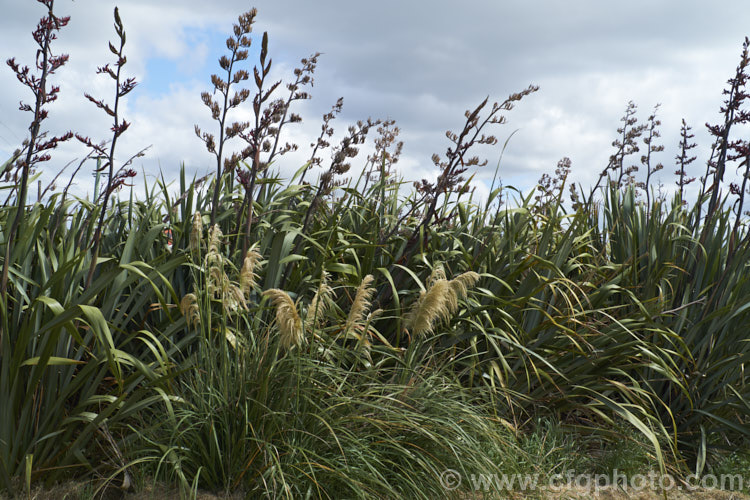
[711,448,750,494]
[511,418,593,478]
[149,336,517,498]
[588,425,659,477]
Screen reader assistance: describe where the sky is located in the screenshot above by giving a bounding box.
[2,0,750,203]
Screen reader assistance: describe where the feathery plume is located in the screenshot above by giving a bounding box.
[406,267,480,337]
[207,224,222,254]
[206,265,246,313]
[207,266,225,299]
[190,212,203,252]
[357,309,383,365]
[205,224,223,269]
[305,271,332,332]
[446,271,481,310]
[240,248,262,295]
[345,274,375,333]
[426,263,447,289]
[180,293,200,329]
[406,280,453,337]
[263,289,304,350]
[223,283,247,313]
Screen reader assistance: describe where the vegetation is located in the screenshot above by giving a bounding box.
[2,1,750,498]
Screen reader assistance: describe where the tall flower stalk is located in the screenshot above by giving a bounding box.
[2,0,71,296]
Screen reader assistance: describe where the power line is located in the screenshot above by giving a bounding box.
[0,113,23,152]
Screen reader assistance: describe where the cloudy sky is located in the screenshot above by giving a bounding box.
[2,0,750,202]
